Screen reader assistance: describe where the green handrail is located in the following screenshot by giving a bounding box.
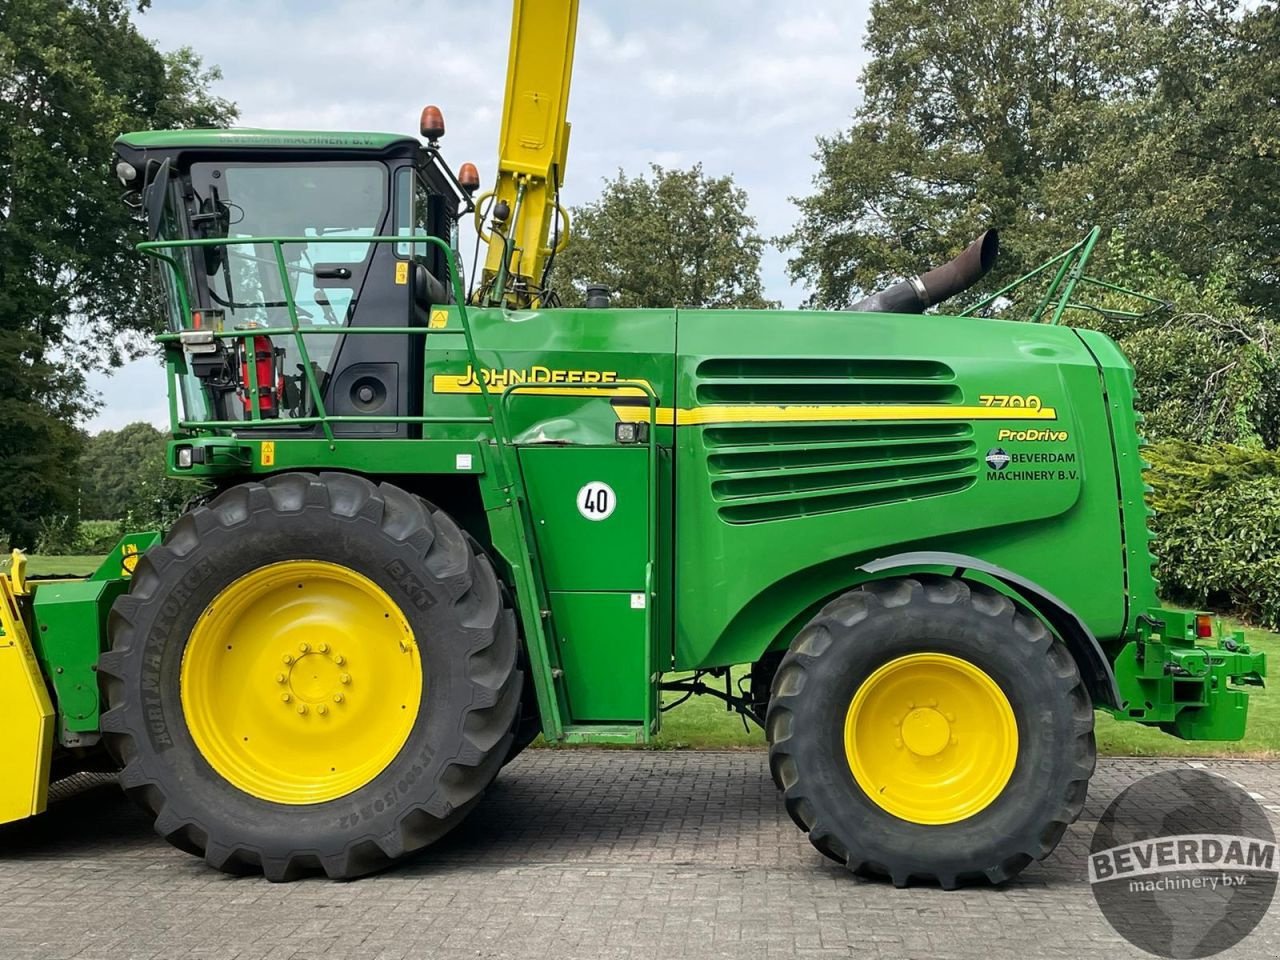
[137,234,514,467]
[958,226,1167,324]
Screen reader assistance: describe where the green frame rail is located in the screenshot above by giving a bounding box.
[958,226,1169,324]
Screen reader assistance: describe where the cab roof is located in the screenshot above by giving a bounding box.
[115,128,420,151]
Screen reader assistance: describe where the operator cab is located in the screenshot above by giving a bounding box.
[114,121,475,438]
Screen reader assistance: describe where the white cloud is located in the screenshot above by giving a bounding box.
[85,0,871,431]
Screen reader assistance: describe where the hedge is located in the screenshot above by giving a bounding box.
[1145,441,1280,629]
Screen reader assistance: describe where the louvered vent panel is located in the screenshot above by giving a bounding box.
[696,358,977,524]
[695,357,960,405]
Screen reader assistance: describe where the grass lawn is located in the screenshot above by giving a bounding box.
[7,551,1277,758]
[2,554,108,577]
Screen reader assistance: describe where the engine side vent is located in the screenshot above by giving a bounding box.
[695,357,958,405]
[705,421,978,524]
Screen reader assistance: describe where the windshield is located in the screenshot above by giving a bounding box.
[186,161,389,418]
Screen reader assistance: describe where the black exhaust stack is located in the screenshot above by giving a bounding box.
[848,230,999,314]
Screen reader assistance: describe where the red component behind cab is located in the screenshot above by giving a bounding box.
[239,334,285,417]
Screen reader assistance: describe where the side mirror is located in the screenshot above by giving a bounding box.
[142,158,172,240]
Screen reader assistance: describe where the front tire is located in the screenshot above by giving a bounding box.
[766,576,1095,888]
[99,472,520,880]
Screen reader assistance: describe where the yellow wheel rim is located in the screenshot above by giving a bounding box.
[180,560,422,805]
[844,653,1018,825]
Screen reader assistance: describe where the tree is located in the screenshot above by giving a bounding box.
[1041,1,1280,313]
[1081,242,1280,449]
[782,0,1278,313]
[552,164,776,309]
[0,0,236,547]
[80,422,191,526]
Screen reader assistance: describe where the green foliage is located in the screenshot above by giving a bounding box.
[553,165,776,309]
[784,0,1279,315]
[1145,442,1280,628]
[80,422,193,528]
[29,517,123,556]
[34,515,82,556]
[0,0,236,546]
[78,518,126,553]
[1069,244,1280,448]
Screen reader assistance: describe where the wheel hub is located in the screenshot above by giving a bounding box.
[899,706,951,757]
[844,652,1019,825]
[281,646,348,706]
[180,560,422,805]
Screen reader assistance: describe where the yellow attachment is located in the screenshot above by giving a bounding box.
[844,653,1018,825]
[0,557,55,825]
[180,560,422,805]
[9,548,28,595]
[480,0,579,306]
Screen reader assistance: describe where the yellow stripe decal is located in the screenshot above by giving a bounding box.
[430,371,1058,426]
[612,403,1058,427]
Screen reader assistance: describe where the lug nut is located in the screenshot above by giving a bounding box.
[318,642,329,653]
[282,654,293,665]
[333,693,344,704]
[317,705,328,716]
[281,693,291,703]
[334,655,346,666]
[340,673,351,685]
[297,704,308,715]
[299,642,310,653]
[276,673,286,684]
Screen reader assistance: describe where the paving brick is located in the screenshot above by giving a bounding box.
[0,755,1277,959]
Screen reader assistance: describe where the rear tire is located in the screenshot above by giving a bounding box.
[99,472,520,880]
[766,576,1095,888]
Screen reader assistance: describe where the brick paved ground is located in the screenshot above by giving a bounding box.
[0,754,1277,960]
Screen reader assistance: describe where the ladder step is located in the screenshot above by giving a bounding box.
[560,723,649,745]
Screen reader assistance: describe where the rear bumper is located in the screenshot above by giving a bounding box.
[1109,607,1266,741]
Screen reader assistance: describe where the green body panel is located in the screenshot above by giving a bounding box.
[521,447,657,725]
[27,533,161,739]
[671,309,1130,670]
[549,592,652,722]
[520,447,650,591]
[1075,329,1162,618]
[417,306,676,447]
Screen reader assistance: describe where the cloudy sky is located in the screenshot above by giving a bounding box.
[88,0,873,430]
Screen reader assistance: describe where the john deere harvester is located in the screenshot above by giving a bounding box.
[1,0,1267,886]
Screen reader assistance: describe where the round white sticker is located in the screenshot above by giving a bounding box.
[577,481,616,521]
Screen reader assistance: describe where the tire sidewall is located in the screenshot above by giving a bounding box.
[114,482,501,859]
[773,585,1082,875]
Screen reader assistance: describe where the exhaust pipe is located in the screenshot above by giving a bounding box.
[848,230,999,314]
